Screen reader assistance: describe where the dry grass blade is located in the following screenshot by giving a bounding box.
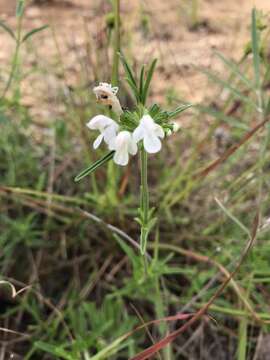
[196,117,269,179]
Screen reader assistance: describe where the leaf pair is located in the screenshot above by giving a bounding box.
[119,53,157,106]
[0,21,49,43]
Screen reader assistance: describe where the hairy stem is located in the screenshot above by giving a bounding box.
[140,148,149,255]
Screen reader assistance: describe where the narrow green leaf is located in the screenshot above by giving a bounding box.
[74,151,114,182]
[35,341,73,360]
[168,103,193,118]
[251,8,260,89]
[0,21,16,40]
[198,105,249,130]
[201,68,258,109]
[139,65,145,98]
[22,25,49,43]
[142,58,157,105]
[265,97,270,115]
[215,197,250,238]
[126,78,140,102]
[148,103,160,117]
[214,51,255,91]
[237,311,248,360]
[119,52,137,88]
[16,0,25,17]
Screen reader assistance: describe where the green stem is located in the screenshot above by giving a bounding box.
[1,13,23,99]
[190,0,199,29]
[106,0,121,207]
[140,148,149,255]
[111,0,120,87]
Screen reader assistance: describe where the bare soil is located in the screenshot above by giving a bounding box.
[0,0,270,120]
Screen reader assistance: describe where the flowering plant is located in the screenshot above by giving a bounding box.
[75,54,192,257]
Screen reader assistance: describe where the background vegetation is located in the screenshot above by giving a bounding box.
[1,0,270,359]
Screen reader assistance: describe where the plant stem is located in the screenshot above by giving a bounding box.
[140,148,149,255]
[1,14,23,99]
[111,0,120,87]
[106,0,121,206]
[190,0,199,29]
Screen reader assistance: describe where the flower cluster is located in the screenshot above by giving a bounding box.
[87,83,170,166]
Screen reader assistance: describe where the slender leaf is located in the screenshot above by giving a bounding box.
[251,8,260,89]
[142,58,157,105]
[199,105,249,130]
[0,21,16,40]
[119,52,137,88]
[214,51,255,91]
[22,25,49,43]
[16,0,25,17]
[168,103,193,118]
[139,65,145,98]
[215,197,250,238]
[265,97,270,115]
[201,68,258,109]
[35,342,73,360]
[74,151,114,182]
[126,78,140,102]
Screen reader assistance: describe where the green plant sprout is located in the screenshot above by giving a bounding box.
[0,0,49,99]
[75,54,192,259]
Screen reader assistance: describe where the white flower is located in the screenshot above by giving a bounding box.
[167,122,181,136]
[110,131,137,166]
[133,115,165,153]
[86,115,119,149]
[173,122,180,132]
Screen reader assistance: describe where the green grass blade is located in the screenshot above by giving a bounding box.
[34,342,73,360]
[237,308,248,360]
[214,51,255,91]
[142,58,157,105]
[265,97,270,115]
[119,52,137,88]
[74,151,114,182]
[16,0,25,17]
[168,103,193,118]
[215,197,250,238]
[22,25,49,43]
[126,78,140,103]
[0,21,16,40]
[139,65,145,98]
[201,68,258,109]
[198,105,249,130]
[251,8,260,89]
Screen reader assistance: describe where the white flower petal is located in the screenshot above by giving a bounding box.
[128,138,138,155]
[144,134,162,153]
[133,114,164,154]
[154,124,165,139]
[133,125,144,142]
[86,115,114,131]
[108,137,117,150]
[113,149,129,166]
[93,134,103,149]
[111,131,136,166]
[103,122,119,144]
[87,115,119,150]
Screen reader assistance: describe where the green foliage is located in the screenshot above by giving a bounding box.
[75,151,114,182]
[1,5,270,360]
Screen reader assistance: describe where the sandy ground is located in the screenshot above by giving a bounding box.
[0,0,270,120]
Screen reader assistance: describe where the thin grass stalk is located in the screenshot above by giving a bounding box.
[140,148,149,255]
[1,5,23,99]
[106,0,121,206]
[190,0,199,29]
